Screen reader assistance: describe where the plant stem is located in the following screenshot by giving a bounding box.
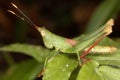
[77,53,81,66]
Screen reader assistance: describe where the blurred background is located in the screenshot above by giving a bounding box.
[1,0,120,78]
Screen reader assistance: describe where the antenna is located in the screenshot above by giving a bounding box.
[8,2,38,29]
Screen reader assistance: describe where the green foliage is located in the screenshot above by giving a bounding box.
[76,61,103,80]
[0,43,50,62]
[76,60,120,80]
[1,0,120,80]
[3,59,43,80]
[99,66,120,80]
[43,54,78,80]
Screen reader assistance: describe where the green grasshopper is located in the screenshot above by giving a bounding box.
[8,3,114,65]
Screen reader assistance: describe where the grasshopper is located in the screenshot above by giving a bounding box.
[8,2,114,65]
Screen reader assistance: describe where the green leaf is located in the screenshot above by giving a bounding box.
[3,59,43,80]
[0,43,50,62]
[85,0,120,33]
[99,66,120,80]
[43,54,78,80]
[76,61,103,80]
